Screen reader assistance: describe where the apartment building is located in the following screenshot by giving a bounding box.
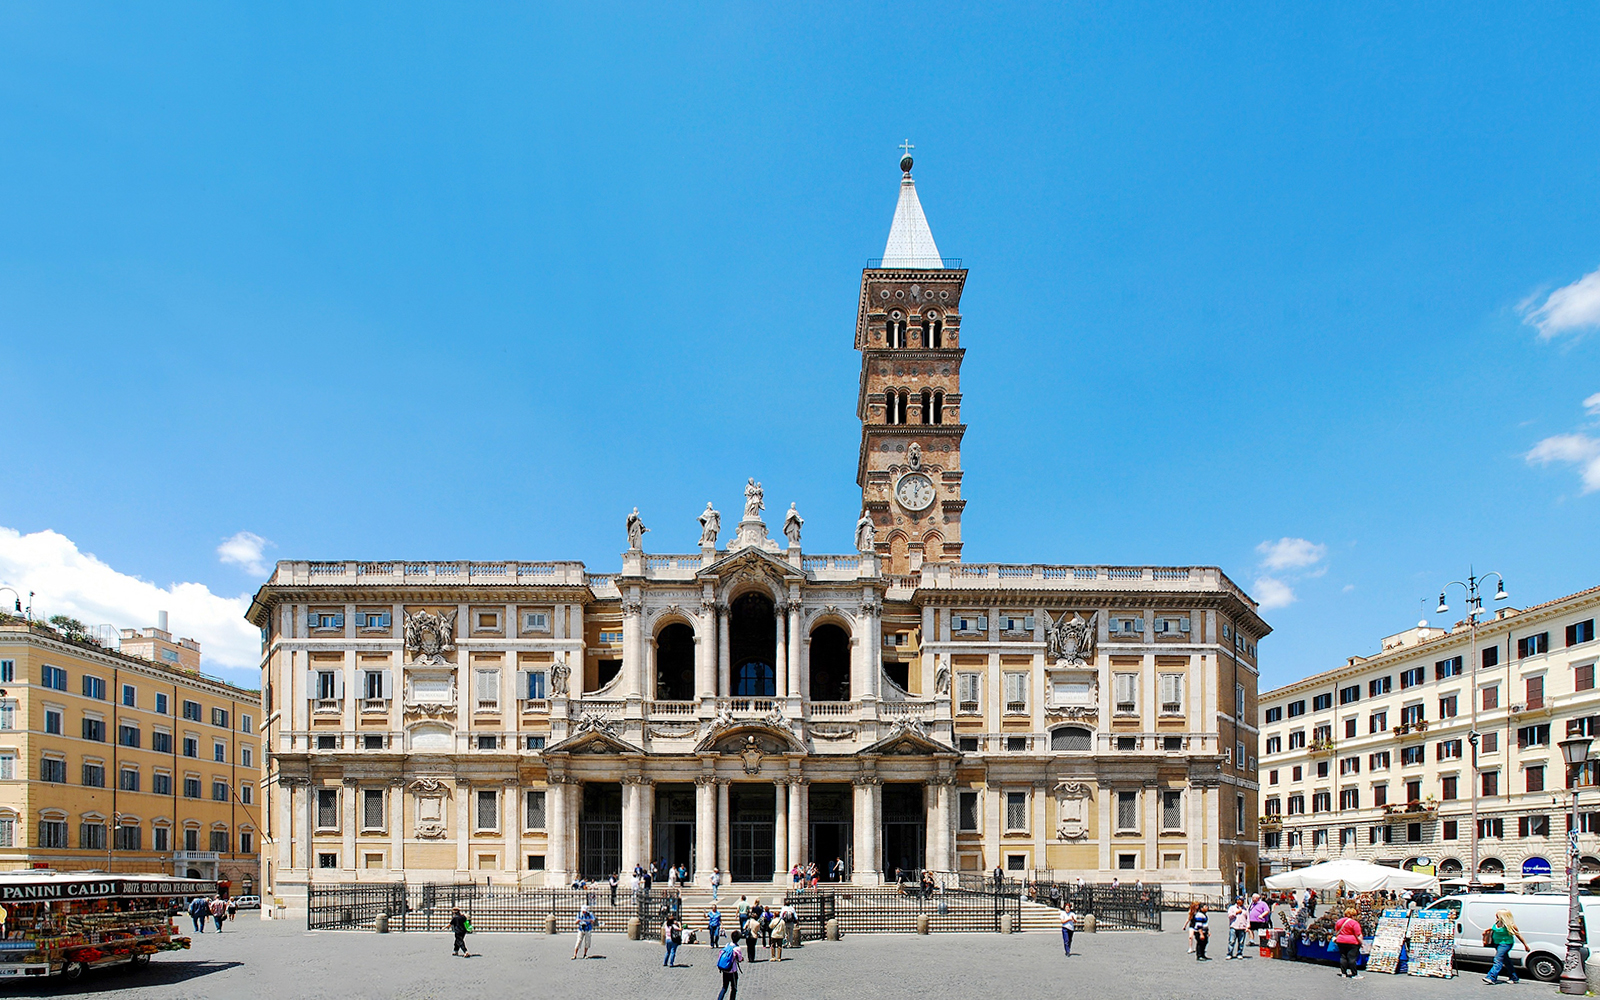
[1258,585,1600,884]
[0,616,262,891]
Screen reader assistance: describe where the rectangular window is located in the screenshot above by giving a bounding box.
[1339,685,1360,705]
[1518,724,1551,749]
[81,675,105,700]
[153,772,172,795]
[79,823,106,850]
[1339,788,1359,810]
[119,767,139,792]
[1400,667,1424,689]
[1483,731,1499,754]
[1479,817,1505,839]
[476,789,499,830]
[210,707,229,728]
[0,700,11,731]
[1435,656,1463,679]
[475,669,501,711]
[524,790,546,830]
[1526,675,1545,709]
[81,762,105,787]
[598,631,624,645]
[213,742,226,762]
[212,780,228,802]
[354,610,391,631]
[1159,673,1184,715]
[184,828,199,851]
[209,830,228,852]
[1401,746,1424,765]
[521,611,550,633]
[241,713,253,733]
[1578,664,1596,692]
[1369,710,1387,733]
[241,830,254,853]
[1265,736,1282,755]
[1312,693,1333,712]
[1160,789,1182,830]
[119,684,135,707]
[308,611,344,631]
[241,745,253,767]
[1369,750,1390,770]
[1264,707,1283,724]
[152,730,172,754]
[1288,730,1306,750]
[40,756,66,783]
[1369,676,1392,697]
[1312,723,1332,743]
[1570,620,1597,646]
[1373,783,1388,806]
[0,753,12,781]
[1312,829,1328,847]
[1441,775,1457,800]
[1436,739,1462,760]
[1115,791,1138,831]
[1482,771,1499,796]
[241,785,253,804]
[0,660,10,683]
[154,692,168,715]
[1287,700,1305,718]
[476,734,498,751]
[41,665,67,691]
[1527,766,1546,793]
[1339,756,1360,776]
[526,735,546,750]
[1439,695,1457,718]
[525,671,547,700]
[37,820,67,848]
[1113,673,1137,714]
[118,724,140,748]
[182,700,202,721]
[317,788,339,828]
[1400,704,1424,726]
[182,776,201,798]
[81,717,105,742]
[1520,815,1551,838]
[182,737,198,758]
[956,673,981,713]
[363,789,385,829]
[958,791,979,831]
[1312,791,1331,812]
[44,709,61,735]
[1236,683,1246,719]
[1287,795,1304,815]
[1518,633,1551,659]
[153,826,170,851]
[1482,685,1499,711]
[1344,718,1357,739]
[1003,672,1028,713]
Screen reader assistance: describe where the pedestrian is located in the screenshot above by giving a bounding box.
[188,896,207,933]
[573,905,595,960]
[742,910,760,963]
[1225,899,1248,959]
[1193,904,1211,961]
[707,904,723,946]
[227,898,237,921]
[779,901,797,951]
[710,867,722,902]
[1247,893,1269,950]
[737,895,750,923]
[1184,902,1199,953]
[791,865,801,893]
[209,896,227,931]
[449,907,471,956]
[609,872,619,906]
[832,856,845,882]
[1484,909,1530,985]
[716,932,744,1000]
[1333,907,1364,979]
[921,869,936,900]
[992,865,1005,893]
[769,907,785,962]
[1110,877,1120,892]
[1060,904,1078,957]
[663,914,682,967]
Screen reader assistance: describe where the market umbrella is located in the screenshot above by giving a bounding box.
[1263,858,1438,893]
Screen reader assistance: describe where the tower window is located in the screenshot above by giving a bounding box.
[931,390,944,424]
[885,390,908,425]
[888,313,907,348]
[920,389,932,424]
[927,314,943,348]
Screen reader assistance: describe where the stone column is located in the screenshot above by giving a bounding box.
[870,781,884,880]
[341,779,358,873]
[1033,780,1049,877]
[788,780,804,872]
[548,780,569,881]
[639,779,656,870]
[1097,785,1113,872]
[504,781,521,878]
[717,604,731,698]
[773,604,788,700]
[389,779,405,873]
[695,776,716,880]
[787,602,803,698]
[455,781,471,873]
[773,779,789,882]
[621,777,641,875]
[854,778,880,883]
[697,597,716,702]
[1186,783,1202,878]
[717,781,731,874]
[1144,782,1159,876]
[622,596,644,698]
[282,779,301,874]
[928,778,951,874]
[852,781,871,882]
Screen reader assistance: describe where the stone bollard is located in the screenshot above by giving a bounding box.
[788,922,801,948]
[1587,957,1600,995]
[1083,913,1096,933]
[627,917,641,940]
[546,915,559,935]
[917,914,930,935]
[375,913,390,934]
[826,917,840,940]
[1000,913,1014,935]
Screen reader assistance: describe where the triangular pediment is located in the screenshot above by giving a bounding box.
[697,546,804,585]
[545,725,642,756]
[860,721,958,757]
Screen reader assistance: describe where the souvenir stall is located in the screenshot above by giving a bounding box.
[0,872,213,981]
[1263,860,1439,970]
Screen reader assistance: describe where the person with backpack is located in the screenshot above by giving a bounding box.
[707,904,723,947]
[187,896,208,933]
[449,908,471,956]
[768,906,785,962]
[663,914,683,967]
[716,932,744,1000]
[1333,907,1365,979]
[573,905,595,960]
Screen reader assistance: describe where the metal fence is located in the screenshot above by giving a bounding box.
[1024,881,1164,931]
[787,885,1021,935]
[307,882,672,936]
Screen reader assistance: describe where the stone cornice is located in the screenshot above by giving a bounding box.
[0,625,259,699]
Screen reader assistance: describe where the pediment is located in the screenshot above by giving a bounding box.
[860,721,958,757]
[544,727,642,756]
[697,546,805,586]
[695,722,806,755]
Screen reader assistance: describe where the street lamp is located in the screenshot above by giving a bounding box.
[0,588,26,619]
[1436,569,1508,891]
[1558,732,1593,995]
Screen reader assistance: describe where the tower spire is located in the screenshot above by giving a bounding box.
[881,148,944,269]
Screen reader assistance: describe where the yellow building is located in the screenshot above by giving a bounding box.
[0,616,262,893]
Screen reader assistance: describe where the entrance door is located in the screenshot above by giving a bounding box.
[881,783,926,879]
[729,784,775,882]
[579,783,622,879]
[808,783,854,879]
[654,784,697,878]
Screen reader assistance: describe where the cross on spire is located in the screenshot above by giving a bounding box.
[899,139,914,157]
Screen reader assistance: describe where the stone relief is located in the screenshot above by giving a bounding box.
[411,778,451,839]
[646,722,700,739]
[760,706,795,734]
[809,724,857,740]
[1055,780,1092,840]
[739,735,764,775]
[403,609,457,665]
[1044,611,1098,666]
[907,441,922,470]
[572,713,620,740]
[783,504,803,546]
[626,507,648,550]
[1045,704,1098,723]
[699,503,721,546]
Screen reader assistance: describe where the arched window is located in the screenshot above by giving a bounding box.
[888,312,907,349]
[931,390,944,424]
[730,592,776,697]
[1050,726,1093,751]
[919,389,931,424]
[809,624,850,701]
[928,314,943,348]
[655,622,695,701]
[885,390,907,425]
[735,661,775,697]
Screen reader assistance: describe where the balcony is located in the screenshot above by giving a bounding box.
[1260,815,1283,831]
[1382,800,1438,820]
[1308,737,1337,758]
[1392,720,1429,738]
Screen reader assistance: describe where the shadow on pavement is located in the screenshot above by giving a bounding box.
[10,959,243,995]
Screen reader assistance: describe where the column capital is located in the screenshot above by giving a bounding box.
[853,775,882,787]
[701,595,718,612]
[694,774,717,787]
[622,599,644,616]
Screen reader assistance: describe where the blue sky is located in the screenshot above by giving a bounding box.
[2,3,1598,689]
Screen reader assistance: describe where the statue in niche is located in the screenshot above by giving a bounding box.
[626,507,648,550]
[855,511,876,554]
[403,609,457,665]
[550,656,571,697]
[699,503,721,546]
[743,478,765,520]
[783,504,804,546]
[1044,610,1098,666]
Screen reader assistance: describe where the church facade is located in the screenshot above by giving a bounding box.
[248,157,1269,913]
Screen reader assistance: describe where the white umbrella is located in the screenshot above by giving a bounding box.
[1263,858,1438,893]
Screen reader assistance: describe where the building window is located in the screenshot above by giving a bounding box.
[152,826,170,851]
[524,671,547,700]
[152,730,172,754]
[37,819,67,848]
[525,790,546,830]
[118,724,140,748]
[41,665,67,691]
[81,717,105,742]
[1482,684,1499,711]
[316,735,339,750]
[958,791,979,831]
[183,737,198,757]
[477,734,498,751]
[1004,791,1029,832]
[1400,704,1425,726]
[1527,766,1545,793]
[1265,736,1282,755]
[1372,783,1388,806]
[155,693,168,715]
[1158,789,1182,830]
[476,789,499,831]
[1441,776,1457,800]
[184,828,199,851]
[119,767,139,792]
[1482,771,1499,797]
[44,709,61,735]
[1369,750,1390,770]
[1003,672,1028,714]
[182,777,201,799]
[241,830,254,853]
[81,675,105,700]
[79,822,106,850]
[951,613,988,635]
[113,824,141,850]
[1050,727,1092,752]
[1578,664,1596,692]
[1160,674,1185,715]
[956,673,981,714]
[1400,667,1424,689]
[1526,675,1545,709]
[1369,676,1392,696]
[1339,756,1360,776]
[475,669,501,711]
[1518,633,1550,659]
[1339,788,1359,810]
[1483,731,1499,753]
[1108,615,1144,637]
[1520,815,1551,838]
[0,660,10,683]
[81,762,105,788]
[307,612,344,631]
[241,713,254,733]
[182,700,202,721]
[1116,791,1138,831]
[355,611,392,631]
[1264,707,1283,724]
[1436,739,1462,761]
[1401,746,1424,766]
[212,781,228,802]
[1312,829,1328,848]
[318,853,338,869]
[1438,695,1457,718]
[362,789,385,830]
[241,745,253,767]
[1569,620,1597,647]
[316,788,339,829]
[526,735,546,750]
[213,742,227,763]
[208,707,228,728]
[1369,710,1387,734]
[1435,656,1462,679]
[40,757,66,783]
[1113,674,1137,714]
[1518,724,1551,749]
[1312,693,1333,712]
[1312,791,1331,813]
[241,785,253,804]
[1287,700,1305,718]
[1288,730,1306,750]
[153,772,172,795]
[1478,817,1504,839]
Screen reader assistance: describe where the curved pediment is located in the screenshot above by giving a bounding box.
[695,721,806,756]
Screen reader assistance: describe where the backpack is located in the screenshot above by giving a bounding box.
[671,925,682,944]
[716,944,737,971]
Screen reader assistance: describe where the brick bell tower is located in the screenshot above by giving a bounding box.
[855,150,968,574]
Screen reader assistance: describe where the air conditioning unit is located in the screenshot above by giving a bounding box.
[1510,704,1525,715]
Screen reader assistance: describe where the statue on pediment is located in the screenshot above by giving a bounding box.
[699,503,721,546]
[783,504,803,546]
[626,508,649,550]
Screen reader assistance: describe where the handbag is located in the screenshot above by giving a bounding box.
[1482,928,1495,947]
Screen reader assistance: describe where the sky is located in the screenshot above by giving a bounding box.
[2,3,1598,691]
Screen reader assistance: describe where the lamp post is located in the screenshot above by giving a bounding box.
[0,588,26,620]
[1558,733,1593,995]
[1436,569,1508,891]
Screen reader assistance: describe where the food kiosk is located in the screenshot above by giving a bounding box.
[0,871,213,981]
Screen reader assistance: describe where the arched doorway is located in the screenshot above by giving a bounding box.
[731,592,776,697]
[655,622,695,700]
[809,624,850,701]
[1479,857,1505,875]
[1437,858,1463,875]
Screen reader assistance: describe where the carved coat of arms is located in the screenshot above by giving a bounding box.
[1044,611,1098,666]
[404,609,457,665]
[740,735,764,775]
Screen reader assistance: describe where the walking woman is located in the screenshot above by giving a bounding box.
[1192,904,1211,961]
[663,914,682,967]
[1060,903,1078,958]
[1185,901,1201,954]
[1333,907,1364,979]
[1484,909,1531,985]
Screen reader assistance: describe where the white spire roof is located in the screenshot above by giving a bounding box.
[880,161,944,269]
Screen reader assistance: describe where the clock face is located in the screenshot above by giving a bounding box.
[895,472,936,512]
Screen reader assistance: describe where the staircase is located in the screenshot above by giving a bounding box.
[668,883,1067,936]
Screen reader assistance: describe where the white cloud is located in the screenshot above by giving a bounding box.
[1255,537,1328,571]
[1522,267,1600,340]
[217,531,273,576]
[1586,392,1600,417]
[1527,432,1600,493]
[0,526,259,675]
[1253,576,1297,610]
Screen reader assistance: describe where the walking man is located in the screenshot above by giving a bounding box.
[715,932,744,1000]
[609,872,619,906]
[449,907,470,957]
[209,896,227,932]
[573,905,595,960]
[710,867,722,902]
[831,856,845,882]
[188,896,207,933]
[1060,903,1078,957]
[707,904,723,947]
[1226,899,1249,959]
[1193,903,1211,961]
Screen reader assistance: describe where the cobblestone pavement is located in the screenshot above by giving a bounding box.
[5,914,1524,1000]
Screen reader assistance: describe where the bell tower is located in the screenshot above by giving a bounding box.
[855,151,967,575]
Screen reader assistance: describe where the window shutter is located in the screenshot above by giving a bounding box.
[1134,617,1145,633]
[1024,616,1035,631]
[304,669,316,699]
[1109,620,1121,635]
[518,669,532,699]
[1180,617,1191,633]
[332,613,344,628]
[334,672,345,700]
[306,613,319,630]
[381,670,393,700]
[977,615,988,631]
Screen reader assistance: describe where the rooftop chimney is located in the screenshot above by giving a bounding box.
[157,610,169,633]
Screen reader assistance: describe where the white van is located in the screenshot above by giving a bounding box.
[1426,893,1600,981]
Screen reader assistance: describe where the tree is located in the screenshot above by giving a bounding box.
[47,615,99,645]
